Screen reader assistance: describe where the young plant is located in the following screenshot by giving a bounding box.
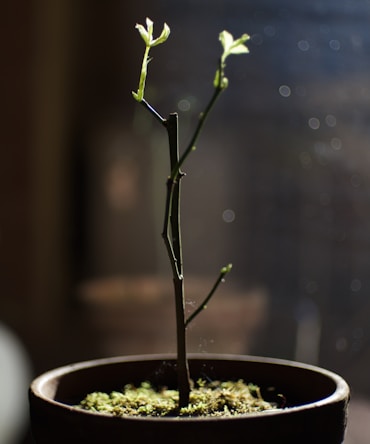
[132,18,249,407]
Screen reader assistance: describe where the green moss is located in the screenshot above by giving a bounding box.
[78,379,277,417]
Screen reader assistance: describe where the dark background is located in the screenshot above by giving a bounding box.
[2,1,370,442]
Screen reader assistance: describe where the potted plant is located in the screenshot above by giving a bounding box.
[29,18,350,443]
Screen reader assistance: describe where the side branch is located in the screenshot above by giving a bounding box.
[185,263,232,327]
[171,84,224,180]
[140,98,167,126]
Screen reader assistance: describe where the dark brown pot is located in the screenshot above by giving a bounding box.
[29,354,349,443]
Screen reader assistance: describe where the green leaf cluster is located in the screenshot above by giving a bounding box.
[214,30,250,89]
[132,18,170,102]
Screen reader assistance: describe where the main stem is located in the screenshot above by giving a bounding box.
[164,113,191,407]
[141,84,226,409]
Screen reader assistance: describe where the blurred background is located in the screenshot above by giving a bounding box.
[2,0,370,442]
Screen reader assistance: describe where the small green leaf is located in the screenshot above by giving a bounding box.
[219,30,234,54]
[144,17,154,44]
[151,23,171,47]
[228,43,249,55]
[214,31,249,89]
[135,23,150,45]
[220,31,250,62]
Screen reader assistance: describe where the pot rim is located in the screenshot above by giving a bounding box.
[30,353,350,422]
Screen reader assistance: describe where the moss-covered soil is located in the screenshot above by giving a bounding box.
[78,379,278,417]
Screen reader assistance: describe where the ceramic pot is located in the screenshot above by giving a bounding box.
[29,354,349,443]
